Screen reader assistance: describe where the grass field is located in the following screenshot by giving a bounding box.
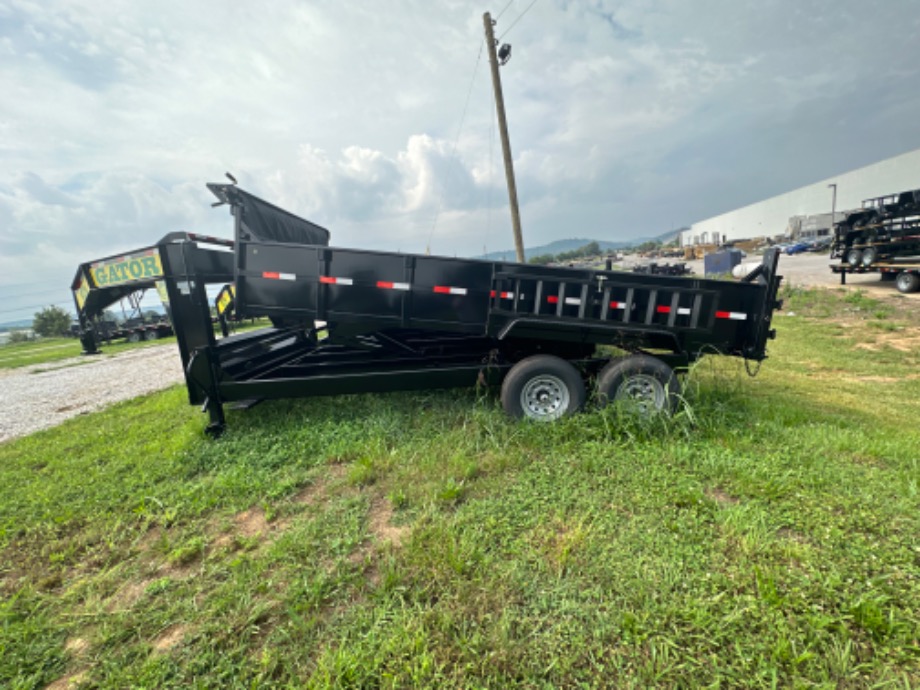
[0,320,269,370]
[0,337,174,370]
[1,287,918,688]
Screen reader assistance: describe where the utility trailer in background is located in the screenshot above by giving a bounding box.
[830,260,920,294]
[831,189,920,267]
[73,183,784,435]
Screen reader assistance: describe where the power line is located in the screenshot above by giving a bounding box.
[0,287,73,300]
[0,299,74,317]
[427,40,485,253]
[499,0,539,40]
[495,0,516,20]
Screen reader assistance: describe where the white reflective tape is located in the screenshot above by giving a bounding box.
[716,311,748,321]
[279,273,296,281]
[449,287,467,296]
[677,307,691,316]
[610,301,627,309]
[565,297,581,306]
[393,282,410,291]
[335,277,353,286]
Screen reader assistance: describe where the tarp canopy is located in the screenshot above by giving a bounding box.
[207,183,331,246]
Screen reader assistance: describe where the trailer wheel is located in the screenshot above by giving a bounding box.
[501,355,586,422]
[127,331,142,343]
[860,246,878,267]
[896,271,920,294]
[845,248,863,266]
[145,329,159,341]
[595,354,680,416]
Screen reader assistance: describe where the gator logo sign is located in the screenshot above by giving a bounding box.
[90,250,163,287]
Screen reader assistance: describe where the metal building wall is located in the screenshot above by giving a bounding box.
[681,148,920,246]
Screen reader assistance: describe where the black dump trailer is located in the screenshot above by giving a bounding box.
[73,183,783,435]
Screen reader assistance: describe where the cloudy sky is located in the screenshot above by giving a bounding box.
[2,0,920,323]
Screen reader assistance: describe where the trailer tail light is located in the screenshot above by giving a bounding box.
[376,281,411,291]
[319,276,354,285]
[262,271,296,281]
[433,286,468,295]
[715,311,747,321]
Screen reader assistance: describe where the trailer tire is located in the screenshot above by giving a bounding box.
[145,329,159,341]
[595,354,680,416]
[127,331,142,343]
[860,246,878,267]
[501,355,586,422]
[845,248,863,266]
[896,271,920,294]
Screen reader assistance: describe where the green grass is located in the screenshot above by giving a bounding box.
[0,337,174,370]
[1,288,918,688]
[0,320,269,370]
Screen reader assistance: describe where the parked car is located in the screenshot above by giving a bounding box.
[784,242,810,255]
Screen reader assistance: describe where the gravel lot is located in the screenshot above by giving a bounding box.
[0,344,184,444]
[2,253,916,445]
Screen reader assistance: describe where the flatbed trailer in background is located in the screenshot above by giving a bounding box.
[830,260,920,294]
[73,183,783,435]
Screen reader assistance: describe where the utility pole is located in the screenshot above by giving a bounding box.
[828,183,837,234]
[483,11,525,263]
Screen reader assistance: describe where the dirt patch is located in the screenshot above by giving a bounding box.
[106,578,155,612]
[45,670,89,690]
[368,497,409,548]
[234,508,270,538]
[855,332,920,353]
[137,526,164,553]
[152,624,188,652]
[706,487,739,505]
[64,637,90,655]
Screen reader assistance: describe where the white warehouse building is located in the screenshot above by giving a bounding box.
[681,147,920,246]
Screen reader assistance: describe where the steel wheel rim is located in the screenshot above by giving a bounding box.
[520,374,570,421]
[615,374,666,415]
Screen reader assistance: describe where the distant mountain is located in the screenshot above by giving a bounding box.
[476,229,687,262]
[476,238,631,262]
[0,318,33,332]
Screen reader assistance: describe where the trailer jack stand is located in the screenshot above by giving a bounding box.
[202,397,226,437]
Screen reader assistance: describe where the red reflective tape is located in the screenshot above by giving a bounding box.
[609,301,627,309]
[433,285,451,294]
[657,305,671,314]
[319,276,335,284]
[547,296,559,304]
[377,281,410,291]
[263,272,280,280]
[716,310,747,321]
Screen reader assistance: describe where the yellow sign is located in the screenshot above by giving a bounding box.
[216,285,236,316]
[155,280,170,305]
[90,251,163,287]
[74,276,90,309]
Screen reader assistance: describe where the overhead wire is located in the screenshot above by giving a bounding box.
[495,0,516,20]
[499,0,539,40]
[426,40,485,254]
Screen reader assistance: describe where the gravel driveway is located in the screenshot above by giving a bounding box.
[0,344,184,444]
